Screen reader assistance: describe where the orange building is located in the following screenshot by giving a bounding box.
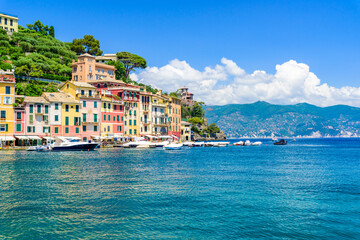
[71,53,116,82]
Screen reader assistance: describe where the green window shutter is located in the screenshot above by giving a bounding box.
[134,129,137,134]
[5,124,8,132]
[16,124,21,132]
[134,120,136,126]
[94,114,97,122]
[117,115,119,121]
[83,113,86,122]
[65,127,69,133]
[129,120,132,126]
[104,115,106,121]
[65,117,69,126]
[55,127,58,134]
[134,110,136,116]
[108,115,110,121]
[125,121,127,126]
[76,127,79,133]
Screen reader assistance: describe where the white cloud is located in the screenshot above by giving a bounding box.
[132,58,360,107]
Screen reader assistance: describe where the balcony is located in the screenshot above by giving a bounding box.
[82,121,99,124]
[35,112,44,115]
[154,123,168,127]
[142,121,151,125]
[0,117,6,121]
[152,103,166,107]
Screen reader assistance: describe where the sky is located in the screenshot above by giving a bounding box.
[2,0,360,106]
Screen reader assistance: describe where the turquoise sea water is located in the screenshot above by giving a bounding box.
[0,138,359,239]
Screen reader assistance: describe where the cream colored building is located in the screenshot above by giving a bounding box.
[0,12,18,33]
[181,121,191,142]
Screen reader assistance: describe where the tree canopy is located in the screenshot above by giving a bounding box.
[116,52,147,79]
[26,20,55,37]
[106,60,126,80]
[70,35,103,56]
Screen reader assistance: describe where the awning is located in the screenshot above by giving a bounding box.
[42,137,55,140]
[15,136,29,140]
[0,136,15,141]
[27,136,42,140]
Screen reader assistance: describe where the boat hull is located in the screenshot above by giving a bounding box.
[52,143,98,151]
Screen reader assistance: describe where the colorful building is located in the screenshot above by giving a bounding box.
[71,53,116,82]
[42,92,80,137]
[0,12,18,33]
[139,92,152,136]
[168,96,182,139]
[152,93,168,135]
[181,121,191,142]
[0,70,16,145]
[23,96,50,144]
[60,81,101,142]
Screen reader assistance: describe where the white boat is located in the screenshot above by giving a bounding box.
[193,142,204,147]
[244,140,251,146]
[36,145,52,152]
[182,141,194,147]
[122,141,150,148]
[52,137,98,151]
[252,141,262,146]
[26,146,38,151]
[233,141,244,146]
[155,141,170,147]
[164,143,183,150]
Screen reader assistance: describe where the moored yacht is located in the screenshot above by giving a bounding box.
[52,137,98,151]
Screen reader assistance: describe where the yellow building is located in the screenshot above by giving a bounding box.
[101,96,114,137]
[0,12,18,33]
[0,70,16,145]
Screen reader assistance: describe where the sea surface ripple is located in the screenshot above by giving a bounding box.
[0,138,359,239]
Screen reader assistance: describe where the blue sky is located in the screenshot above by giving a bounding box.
[2,0,360,106]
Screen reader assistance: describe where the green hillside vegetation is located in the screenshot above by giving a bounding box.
[0,21,77,81]
[205,101,360,137]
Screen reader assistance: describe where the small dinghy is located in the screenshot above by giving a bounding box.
[164,143,183,150]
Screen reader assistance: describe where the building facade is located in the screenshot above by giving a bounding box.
[0,12,18,33]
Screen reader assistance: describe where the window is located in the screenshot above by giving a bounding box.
[55,115,59,121]
[121,117,124,121]
[145,126,147,132]
[108,115,110,121]
[83,101,86,107]
[67,84,69,89]
[65,117,69,126]
[97,84,100,88]
[129,120,132,126]
[94,114,97,122]
[77,127,80,133]
[94,101,97,108]
[4,97,12,104]
[114,105,117,111]
[10,19,13,26]
[76,105,79,112]
[55,127,59,134]
[29,115,33,124]
[103,102,106,109]
[16,124,21,132]
[113,116,115,121]
[134,120,136,126]
[29,105,33,113]
[129,129,132,135]
[107,126,110,132]
[108,103,110,109]
[55,103,59,110]
[16,112,21,120]
[83,113,86,122]
[81,90,85,96]
[65,127,69,133]
[27,126,35,133]
[117,126,121,132]
[117,115,119,121]
[0,110,6,119]
[65,105,69,112]
[37,105,41,113]
[5,86,10,94]
[43,127,50,133]
[89,91,92,97]
[129,110,132,115]
[4,18,7,25]
[43,115,48,123]
[134,129,137,135]
[124,121,127,126]
[134,110,136,116]
[45,105,49,114]
[103,114,106,121]
[94,125,98,132]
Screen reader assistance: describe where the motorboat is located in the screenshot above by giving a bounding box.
[52,137,99,151]
[252,141,262,146]
[155,141,170,148]
[36,145,51,152]
[182,141,194,147]
[164,143,183,150]
[193,142,204,147]
[233,141,244,146]
[122,141,150,148]
[244,140,251,146]
[274,139,287,145]
[26,146,38,151]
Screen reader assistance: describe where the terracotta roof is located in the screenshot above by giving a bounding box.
[71,82,96,88]
[88,79,125,84]
[23,96,49,104]
[42,92,79,104]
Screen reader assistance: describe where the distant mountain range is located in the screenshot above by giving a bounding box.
[205,101,360,138]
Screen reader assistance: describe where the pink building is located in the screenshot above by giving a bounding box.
[23,96,51,144]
